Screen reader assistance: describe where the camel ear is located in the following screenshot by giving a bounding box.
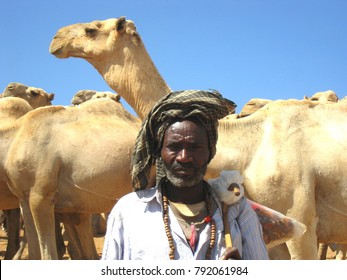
[116,16,126,32]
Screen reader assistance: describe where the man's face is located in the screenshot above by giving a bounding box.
[161,119,210,188]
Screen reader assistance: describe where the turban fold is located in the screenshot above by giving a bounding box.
[131,89,236,191]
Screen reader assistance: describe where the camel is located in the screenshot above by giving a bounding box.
[2,84,126,258]
[304,90,339,103]
[237,98,273,118]
[49,17,172,120]
[91,91,121,102]
[0,83,111,256]
[0,83,55,259]
[71,90,98,105]
[237,90,338,119]
[214,94,347,260]
[70,90,118,105]
[0,97,33,259]
[207,99,347,259]
[2,82,54,109]
[2,97,141,259]
[228,93,347,260]
[50,17,347,259]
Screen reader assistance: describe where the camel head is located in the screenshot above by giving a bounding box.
[2,82,54,108]
[304,90,339,103]
[91,91,121,103]
[71,90,97,105]
[71,90,120,105]
[50,16,172,120]
[238,98,273,118]
[49,17,141,62]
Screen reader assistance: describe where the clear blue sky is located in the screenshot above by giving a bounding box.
[1,0,346,115]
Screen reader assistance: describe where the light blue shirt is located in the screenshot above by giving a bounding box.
[101,185,268,260]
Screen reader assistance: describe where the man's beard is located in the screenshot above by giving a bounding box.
[164,162,207,188]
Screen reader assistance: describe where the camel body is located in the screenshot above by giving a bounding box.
[0,84,54,259]
[2,98,140,259]
[207,100,347,259]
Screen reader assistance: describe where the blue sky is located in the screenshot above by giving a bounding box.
[1,0,346,115]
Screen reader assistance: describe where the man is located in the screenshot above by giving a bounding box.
[102,89,268,260]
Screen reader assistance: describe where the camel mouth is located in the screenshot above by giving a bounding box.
[49,45,67,58]
[49,45,90,60]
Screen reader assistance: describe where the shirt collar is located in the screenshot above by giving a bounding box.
[135,180,223,214]
[135,186,160,203]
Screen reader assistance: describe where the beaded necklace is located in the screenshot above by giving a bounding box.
[162,183,216,260]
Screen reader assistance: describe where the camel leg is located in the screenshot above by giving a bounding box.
[54,214,66,259]
[13,233,27,260]
[72,213,99,259]
[286,226,319,259]
[318,243,328,260]
[58,213,83,260]
[92,213,107,236]
[285,205,319,260]
[3,208,21,259]
[59,213,98,259]
[19,200,41,259]
[268,243,291,260]
[335,244,347,260]
[284,181,319,260]
[10,217,67,260]
[28,192,58,260]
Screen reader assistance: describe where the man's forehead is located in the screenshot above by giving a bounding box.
[167,119,206,132]
[164,120,208,141]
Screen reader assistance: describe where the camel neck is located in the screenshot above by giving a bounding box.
[93,45,171,120]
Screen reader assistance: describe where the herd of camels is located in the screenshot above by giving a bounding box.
[0,16,346,260]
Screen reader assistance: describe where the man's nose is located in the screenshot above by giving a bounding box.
[177,148,192,163]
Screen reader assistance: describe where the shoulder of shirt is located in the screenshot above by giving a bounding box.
[108,186,159,218]
[116,186,158,205]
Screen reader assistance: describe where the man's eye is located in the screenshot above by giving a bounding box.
[190,144,203,150]
[168,144,181,151]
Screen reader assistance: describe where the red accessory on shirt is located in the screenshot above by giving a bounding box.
[190,223,198,250]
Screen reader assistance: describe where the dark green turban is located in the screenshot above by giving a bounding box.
[131,89,236,191]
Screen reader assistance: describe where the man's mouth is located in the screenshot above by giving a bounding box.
[173,166,195,177]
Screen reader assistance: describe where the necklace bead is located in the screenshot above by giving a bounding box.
[162,183,216,260]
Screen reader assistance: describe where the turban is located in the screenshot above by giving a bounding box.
[131,89,236,191]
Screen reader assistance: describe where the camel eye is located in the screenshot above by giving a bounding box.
[30,90,39,97]
[85,27,97,37]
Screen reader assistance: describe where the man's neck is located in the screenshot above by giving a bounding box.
[164,181,205,204]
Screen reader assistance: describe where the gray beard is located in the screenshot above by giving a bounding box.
[165,165,207,188]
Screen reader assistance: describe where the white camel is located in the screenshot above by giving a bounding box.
[50,17,347,259]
